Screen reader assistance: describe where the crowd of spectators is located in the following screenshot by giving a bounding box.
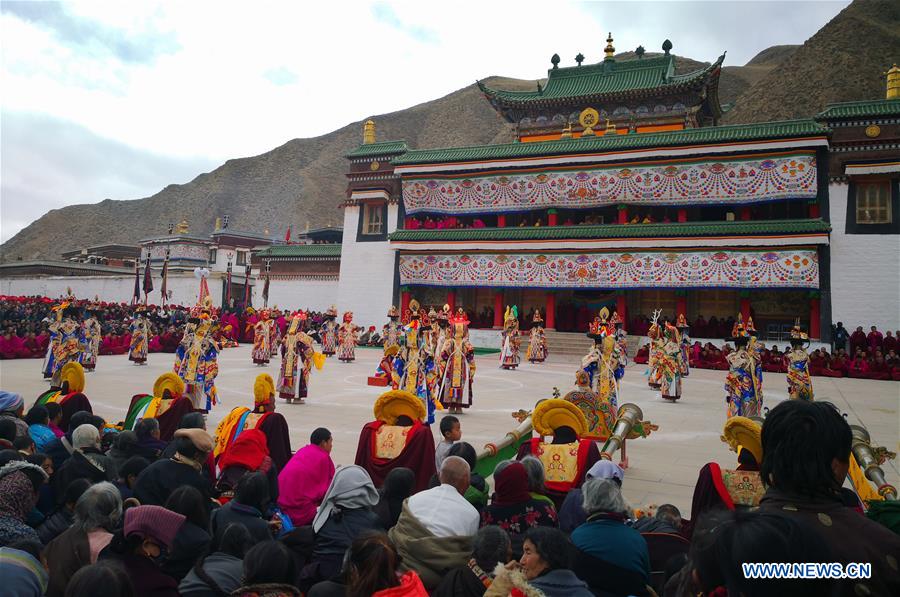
[0,389,896,596]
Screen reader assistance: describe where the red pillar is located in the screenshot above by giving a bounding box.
[493,291,504,328]
[616,293,627,327]
[548,210,558,226]
[446,290,455,312]
[740,207,751,221]
[809,297,821,339]
[677,209,687,223]
[401,290,411,318]
[617,205,628,224]
[545,292,556,330]
[676,295,687,320]
[740,297,751,324]
[497,215,506,228]
[809,202,820,218]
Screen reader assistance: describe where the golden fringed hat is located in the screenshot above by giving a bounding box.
[387,305,399,318]
[721,416,763,465]
[532,398,587,437]
[254,373,275,405]
[374,389,426,424]
[153,372,185,399]
[59,362,85,394]
[676,313,689,328]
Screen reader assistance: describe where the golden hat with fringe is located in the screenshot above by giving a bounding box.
[153,372,185,399]
[721,416,762,465]
[254,373,275,404]
[59,362,85,394]
[532,398,587,437]
[373,389,426,424]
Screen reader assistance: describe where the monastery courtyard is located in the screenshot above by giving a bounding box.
[3,345,898,517]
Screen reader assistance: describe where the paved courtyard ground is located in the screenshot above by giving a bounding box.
[3,344,897,517]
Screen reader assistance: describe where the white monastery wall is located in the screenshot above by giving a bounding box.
[0,274,218,308]
[829,183,900,332]
[254,278,339,313]
[336,205,398,330]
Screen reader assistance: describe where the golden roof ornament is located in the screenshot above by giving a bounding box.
[561,120,573,139]
[604,32,615,60]
[175,219,189,234]
[579,107,599,136]
[214,217,222,231]
[605,118,617,135]
[886,64,900,100]
[363,119,376,144]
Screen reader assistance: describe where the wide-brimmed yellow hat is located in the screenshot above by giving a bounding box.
[254,373,275,404]
[153,372,185,399]
[532,398,587,437]
[374,390,426,424]
[721,416,762,465]
[60,362,85,394]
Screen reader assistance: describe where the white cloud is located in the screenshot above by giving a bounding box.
[1,0,851,242]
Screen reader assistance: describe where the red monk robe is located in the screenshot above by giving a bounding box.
[354,389,436,493]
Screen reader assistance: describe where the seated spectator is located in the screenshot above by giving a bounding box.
[215,428,277,504]
[179,522,253,596]
[672,509,833,597]
[134,428,214,506]
[64,561,134,597]
[559,460,624,533]
[632,503,682,535]
[24,405,55,452]
[0,391,28,440]
[102,505,186,597]
[115,455,150,501]
[26,451,55,513]
[0,418,16,450]
[571,478,650,593]
[37,477,90,543]
[133,418,167,461]
[434,525,511,597]
[211,471,274,545]
[374,467,416,530]
[758,400,900,595]
[52,424,116,501]
[446,442,489,511]
[45,402,65,438]
[106,430,139,471]
[0,461,47,547]
[481,461,557,559]
[162,486,213,581]
[0,539,48,597]
[232,540,301,597]
[390,456,479,589]
[45,481,122,597]
[486,527,592,597]
[311,464,382,582]
[520,455,555,507]
[278,427,335,527]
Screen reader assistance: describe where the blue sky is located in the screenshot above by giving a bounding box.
[1,0,852,243]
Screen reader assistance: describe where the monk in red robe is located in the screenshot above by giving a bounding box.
[354,389,436,493]
[849,327,867,355]
[867,326,884,354]
[866,354,892,381]
[847,353,870,378]
[516,398,600,510]
[633,343,650,364]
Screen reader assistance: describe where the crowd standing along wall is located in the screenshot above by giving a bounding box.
[829,184,900,332]
[335,204,399,330]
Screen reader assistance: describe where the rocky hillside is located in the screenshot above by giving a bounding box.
[2,0,895,261]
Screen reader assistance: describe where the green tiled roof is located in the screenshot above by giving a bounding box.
[389,219,830,242]
[816,99,900,120]
[392,119,828,166]
[254,244,342,258]
[346,140,409,158]
[478,54,723,106]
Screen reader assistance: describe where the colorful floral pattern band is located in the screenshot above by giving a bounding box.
[402,153,817,214]
[398,249,819,289]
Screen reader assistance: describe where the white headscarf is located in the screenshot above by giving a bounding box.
[311,464,379,533]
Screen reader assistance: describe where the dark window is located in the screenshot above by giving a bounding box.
[845,177,900,235]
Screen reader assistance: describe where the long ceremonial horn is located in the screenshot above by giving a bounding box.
[601,403,644,463]
[850,424,898,500]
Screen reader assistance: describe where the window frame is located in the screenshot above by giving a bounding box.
[855,180,892,224]
[356,200,389,242]
[845,176,900,235]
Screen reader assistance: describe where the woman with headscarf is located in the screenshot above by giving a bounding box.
[0,461,47,547]
[311,464,383,581]
[480,461,557,559]
[374,467,416,529]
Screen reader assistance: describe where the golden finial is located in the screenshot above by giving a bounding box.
[561,120,573,139]
[175,219,189,234]
[214,217,222,231]
[363,119,376,144]
[886,64,900,100]
[604,32,615,60]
